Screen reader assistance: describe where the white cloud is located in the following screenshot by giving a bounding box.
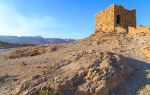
[0,2,62,36]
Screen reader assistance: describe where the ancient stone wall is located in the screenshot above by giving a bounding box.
[95,4,136,32]
[114,5,136,29]
[95,4,115,32]
[129,26,150,35]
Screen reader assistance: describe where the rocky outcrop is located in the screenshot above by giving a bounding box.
[141,47,150,58]
[12,51,134,95]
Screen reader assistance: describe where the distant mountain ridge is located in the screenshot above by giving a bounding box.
[0,36,75,44]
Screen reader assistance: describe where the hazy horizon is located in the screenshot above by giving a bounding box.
[0,35,78,39]
[0,0,150,39]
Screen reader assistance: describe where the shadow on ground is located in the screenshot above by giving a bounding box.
[112,56,150,95]
[0,75,18,86]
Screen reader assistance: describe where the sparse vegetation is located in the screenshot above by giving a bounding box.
[39,89,54,95]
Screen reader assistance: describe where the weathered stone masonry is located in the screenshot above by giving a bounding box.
[95,4,115,32]
[95,4,136,32]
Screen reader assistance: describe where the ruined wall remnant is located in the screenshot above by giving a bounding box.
[129,26,150,35]
[114,5,136,29]
[95,4,136,32]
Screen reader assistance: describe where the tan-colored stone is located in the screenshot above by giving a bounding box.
[95,4,136,32]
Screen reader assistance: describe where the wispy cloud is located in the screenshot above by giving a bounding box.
[0,1,62,36]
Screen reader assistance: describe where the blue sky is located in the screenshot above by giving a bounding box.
[0,0,150,39]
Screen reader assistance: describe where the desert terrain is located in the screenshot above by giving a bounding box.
[0,30,150,95]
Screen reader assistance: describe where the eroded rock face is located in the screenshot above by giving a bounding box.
[12,51,134,95]
[142,47,150,58]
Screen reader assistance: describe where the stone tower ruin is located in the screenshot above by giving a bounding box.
[95,4,136,32]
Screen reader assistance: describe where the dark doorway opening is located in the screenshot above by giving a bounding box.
[117,15,121,24]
